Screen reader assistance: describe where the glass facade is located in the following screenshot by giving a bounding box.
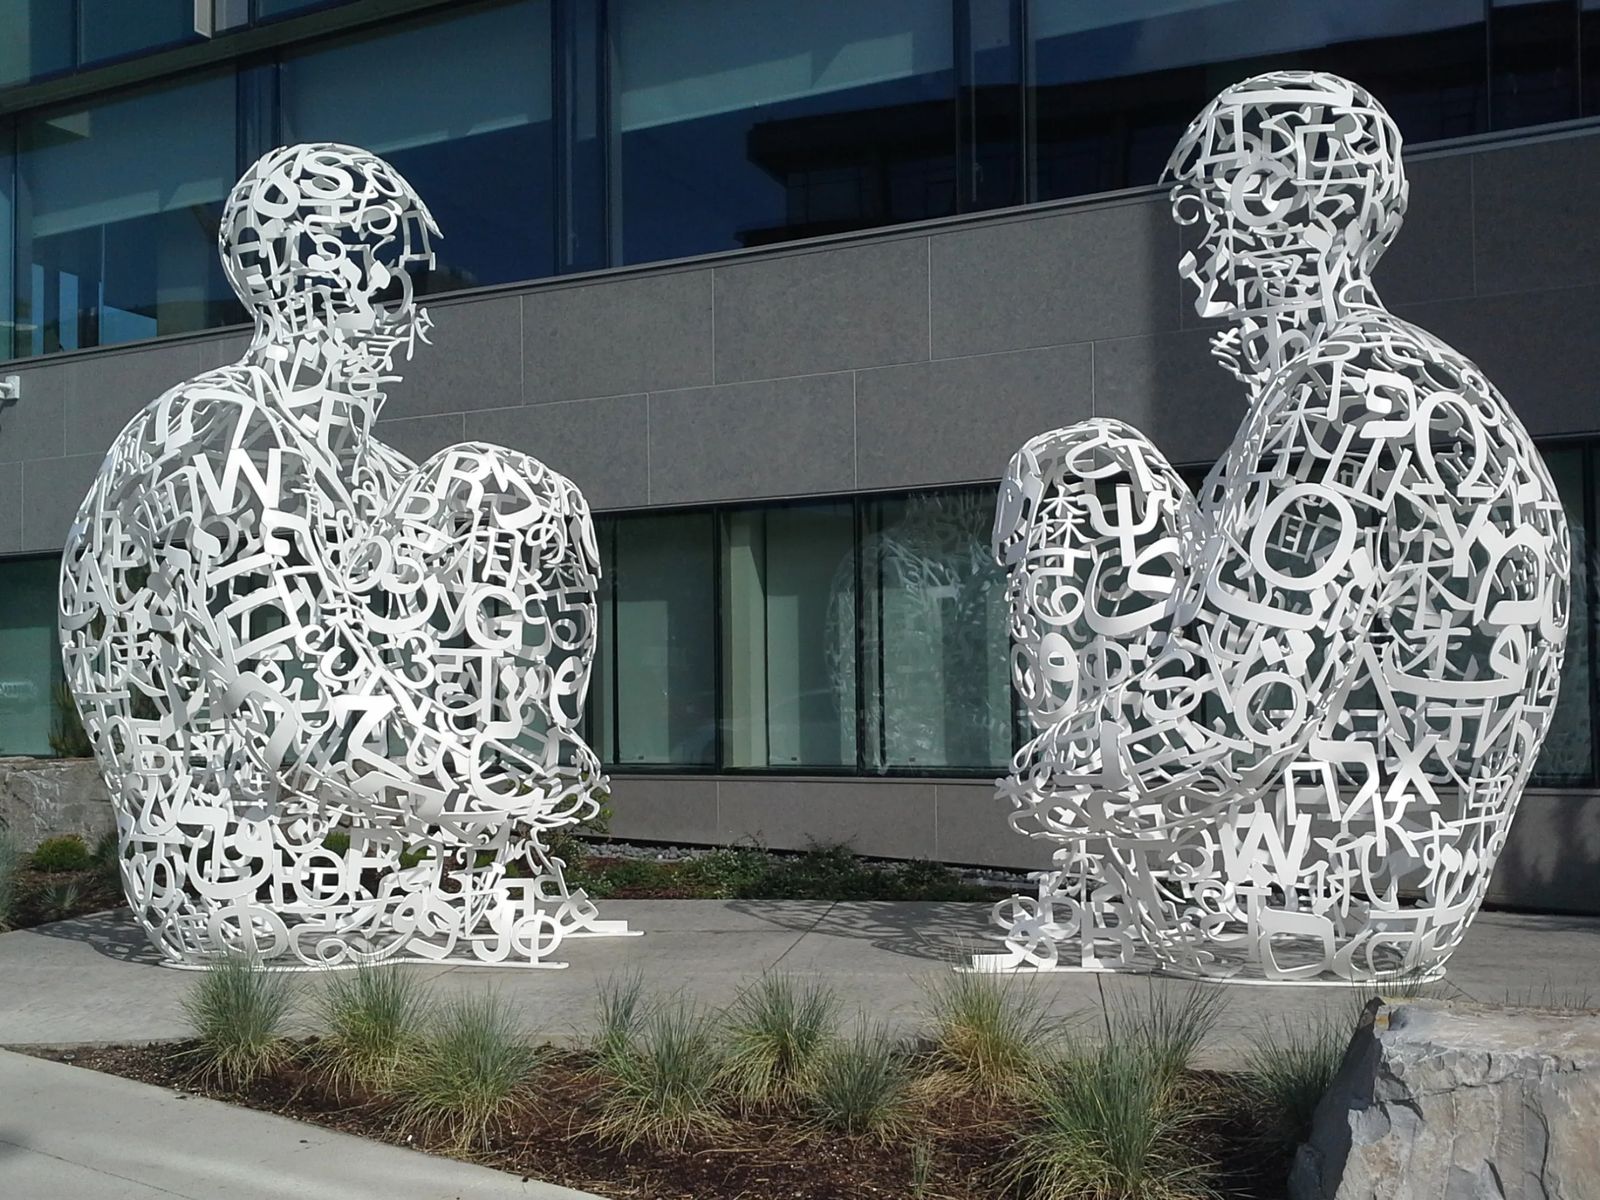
[14,70,243,356]
[278,1,556,294]
[0,555,61,757]
[5,451,1600,779]
[3,0,1600,359]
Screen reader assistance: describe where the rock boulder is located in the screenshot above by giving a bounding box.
[1291,998,1600,1199]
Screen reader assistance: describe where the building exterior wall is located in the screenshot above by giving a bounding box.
[3,124,1600,909]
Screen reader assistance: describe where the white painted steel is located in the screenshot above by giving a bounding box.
[59,144,633,968]
[978,74,1571,983]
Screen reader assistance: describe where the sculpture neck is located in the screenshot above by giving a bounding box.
[243,324,404,457]
[1214,276,1384,394]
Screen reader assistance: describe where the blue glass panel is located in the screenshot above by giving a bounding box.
[0,556,62,758]
[79,0,200,66]
[278,0,555,295]
[612,0,959,264]
[1028,0,1489,201]
[14,71,244,357]
[0,1,74,88]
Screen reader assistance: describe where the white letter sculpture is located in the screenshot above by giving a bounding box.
[59,144,634,968]
[977,73,1571,983]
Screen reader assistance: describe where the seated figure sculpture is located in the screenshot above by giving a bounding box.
[59,144,633,968]
[977,73,1571,982]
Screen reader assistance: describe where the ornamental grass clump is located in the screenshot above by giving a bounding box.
[588,997,728,1151]
[997,1037,1218,1200]
[805,1019,914,1144]
[395,993,538,1151]
[592,970,651,1059]
[317,964,429,1097]
[918,969,1056,1102]
[1109,981,1224,1092]
[721,973,839,1110]
[180,952,295,1088]
[1244,1007,1352,1155]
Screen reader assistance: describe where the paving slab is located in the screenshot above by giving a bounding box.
[2,901,1598,1069]
[0,1048,600,1199]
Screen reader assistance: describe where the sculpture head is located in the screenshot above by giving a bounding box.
[1164,72,1407,322]
[220,143,440,356]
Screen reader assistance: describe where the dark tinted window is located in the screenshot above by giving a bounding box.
[611,0,959,264]
[0,2,74,88]
[79,0,201,66]
[278,0,555,294]
[1029,0,1489,202]
[14,71,243,356]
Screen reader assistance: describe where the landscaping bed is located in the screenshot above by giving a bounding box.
[0,832,123,931]
[28,961,1337,1200]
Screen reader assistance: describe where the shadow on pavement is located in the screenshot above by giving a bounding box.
[28,910,167,967]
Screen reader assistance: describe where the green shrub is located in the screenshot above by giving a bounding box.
[1245,1008,1351,1155]
[721,974,839,1110]
[587,998,727,1151]
[317,964,429,1096]
[321,829,351,857]
[395,993,537,1151]
[29,834,92,873]
[678,845,770,898]
[997,1038,1216,1200]
[919,969,1055,1102]
[0,826,17,929]
[805,1019,913,1144]
[181,953,295,1087]
[90,829,121,888]
[728,844,991,902]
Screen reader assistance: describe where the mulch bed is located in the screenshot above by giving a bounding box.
[30,1041,1291,1200]
[5,866,123,930]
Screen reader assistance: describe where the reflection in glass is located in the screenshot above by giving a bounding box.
[593,512,718,766]
[1533,446,1594,785]
[854,490,1013,772]
[723,503,857,768]
[612,0,958,263]
[1028,0,1489,201]
[1491,0,1580,131]
[0,2,73,88]
[0,556,62,757]
[78,0,199,66]
[279,0,555,294]
[15,71,243,357]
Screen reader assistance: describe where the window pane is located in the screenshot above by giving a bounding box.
[860,490,1012,772]
[612,0,958,264]
[597,512,717,766]
[279,1,555,295]
[1533,446,1594,785]
[1028,0,1488,202]
[15,71,243,357]
[0,2,74,88]
[1490,0,1579,131]
[79,0,200,66]
[723,503,857,768]
[0,121,13,361]
[0,556,61,758]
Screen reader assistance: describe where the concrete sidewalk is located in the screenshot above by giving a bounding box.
[4,900,1600,1067]
[0,1048,600,1199]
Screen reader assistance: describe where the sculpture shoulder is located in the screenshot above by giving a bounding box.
[1298,309,1499,404]
[98,366,298,479]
